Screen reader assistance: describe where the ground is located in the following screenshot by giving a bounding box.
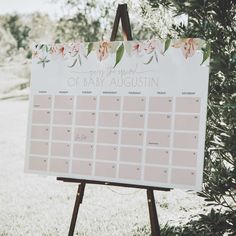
[0,100,208,236]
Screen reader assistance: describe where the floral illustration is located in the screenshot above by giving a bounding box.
[97,41,111,61]
[32,38,210,69]
[172,38,199,59]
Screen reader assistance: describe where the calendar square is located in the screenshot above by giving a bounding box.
[33,95,52,109]
[28,157,47,171]
[76,111,96,126]
[145,149,169,165]
[31,126,50,140]
[122,113,145,128]
[72,160,92,175]
[32,110,51,124]
[149,97,173,112]
[52,127,72,141]
[123,96,145,111]
[53,111,73,125]
[51,143,70,157]
[95,162,116,178]
[54,95,74,109]
[77,96,97,110]
[120,147,142,163]
[49,159,69,173]
[98,112,120,127]
[119,164,141,180]
[30,141,48,155]
[144,166,168,183]
[121,130,143,146]
[97,129,119,144]
[96,145,118,161]
[148,114,172,130]
[175,97,200,113]
[73,144,94,159]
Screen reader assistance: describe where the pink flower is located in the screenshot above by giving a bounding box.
[32,51,38,58]
[69,43,80,54]
[132,42,143,55]
[173,38,198,59]
[97,41,110,61]
[144,40,156,54]
[50,46,57,54]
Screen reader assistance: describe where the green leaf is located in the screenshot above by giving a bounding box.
[68,59,77,68]
[201,43,211,65]
[39,44,44,50]
[87,42,93,56]
[114,43,124,68]
[78,54,82,65]
[144,55,154,65]
[164,39,171,53]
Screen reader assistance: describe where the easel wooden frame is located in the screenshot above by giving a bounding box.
[57,4,171,236]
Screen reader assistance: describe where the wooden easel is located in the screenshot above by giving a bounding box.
[57,4,171,236]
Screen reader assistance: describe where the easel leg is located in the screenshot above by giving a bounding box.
[147,189,161,236]
[68,182,86,236]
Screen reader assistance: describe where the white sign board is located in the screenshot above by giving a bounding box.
[25,39,210,190]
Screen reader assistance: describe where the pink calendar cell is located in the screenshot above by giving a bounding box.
[31,126,49,139]
[53,111,73,125]
[148,114,172,129]
[122,113,145,128]
[29,157,47,171]
[76,111,96,126]
[74,128,94,142]
[73,144,93,159]
[171,168,196,186]
[172,150,197,167]
[33,95,52,109]
[97,129,118,144]
[32,110,51,124]
[54,95,74,109]
[174,114,199,131]
[120,147,142,163]
[96,145,118,161]
[145,149,169,165]
[173,133,198,149]
[144,166,168,183]
[98,112,120,127]
[121,130,143,146]
[175,97,200,113]
[30,141,48,155]
[72,160,92,175]
[149,97,172,112]
[146,131,170,147]
[95,162,116,178]
[123,96,145,111]
[51,143,70,157]
[49,158,69,173]
[119,164,141,180]
[76,96,97,110]
[52,127,72,141]
[99,96,121,110]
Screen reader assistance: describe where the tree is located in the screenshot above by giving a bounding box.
[146,0,236,234]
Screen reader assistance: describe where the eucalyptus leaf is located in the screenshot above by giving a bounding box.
[68,59,77,68]
[87,42,93,56]
[164,39,171,53]
[201,43,211,65]
[144,55,154,65]
[113,43,124,68]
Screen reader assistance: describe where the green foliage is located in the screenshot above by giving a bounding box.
[2,14,30,50]
[133,208,236,235]
[146,0,236,234]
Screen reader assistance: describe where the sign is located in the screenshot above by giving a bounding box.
[25,39,210,190]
